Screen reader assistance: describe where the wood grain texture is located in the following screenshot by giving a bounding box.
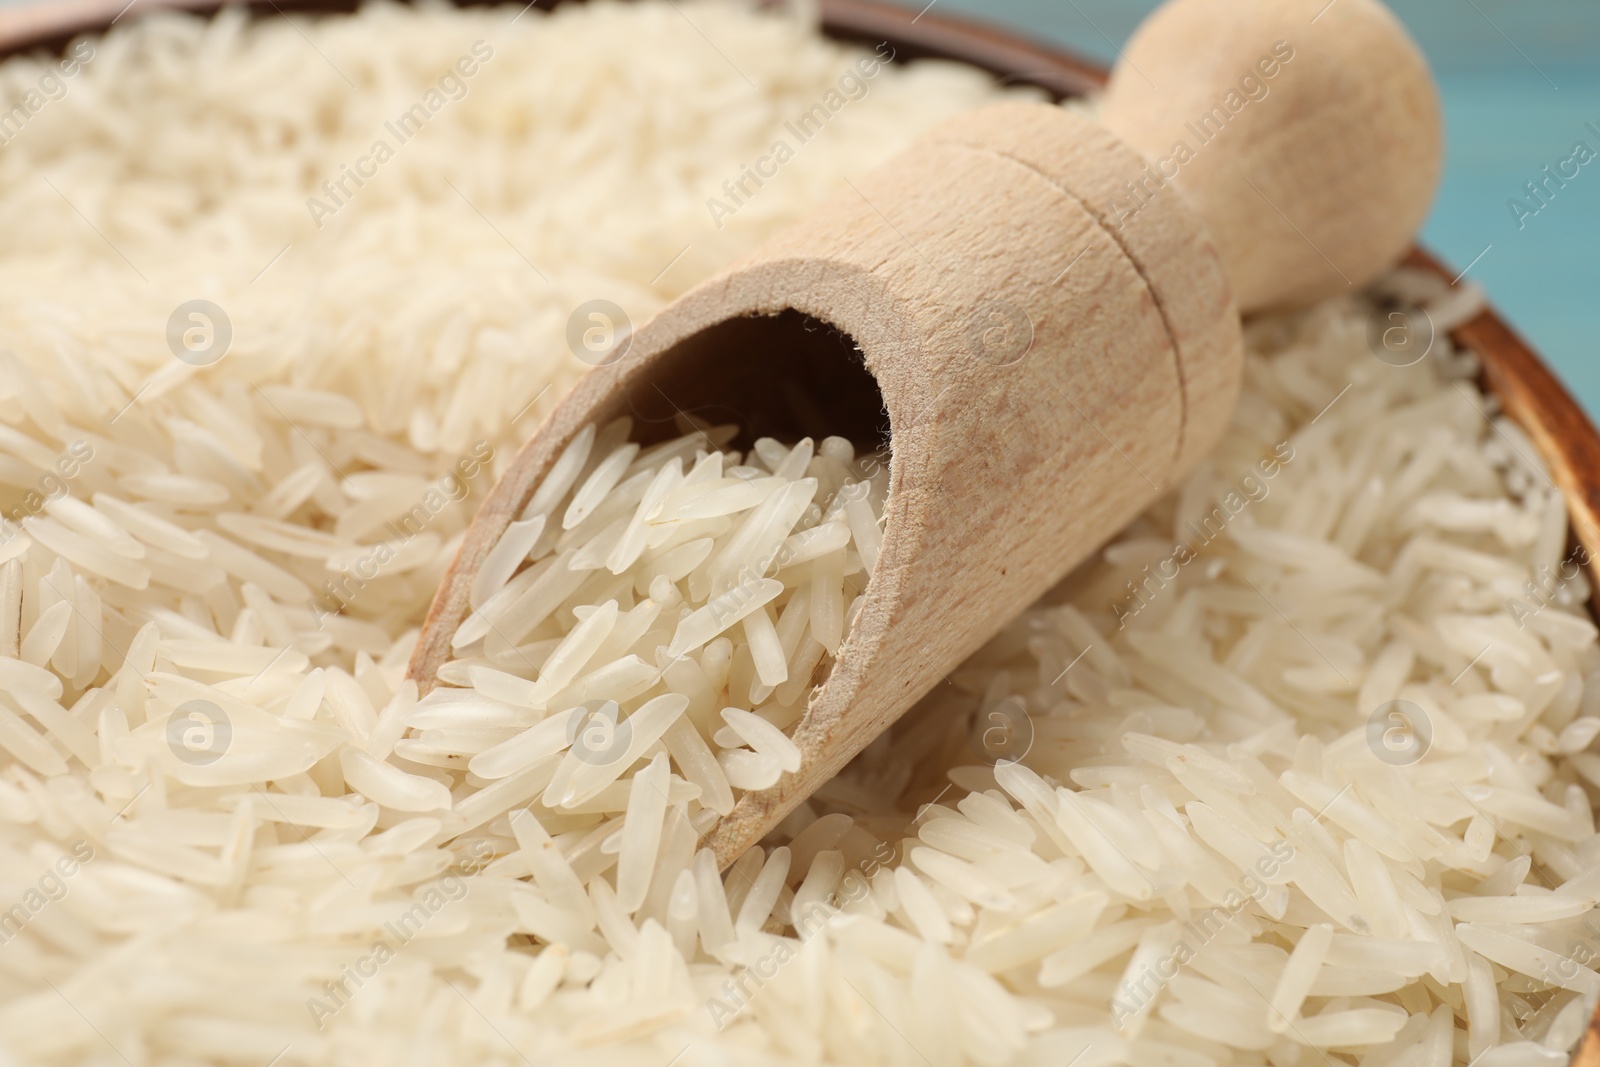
[925,102,1240,475]
[1098,0,1443,311]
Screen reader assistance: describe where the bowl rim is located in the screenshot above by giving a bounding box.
[1,0,1598,1061]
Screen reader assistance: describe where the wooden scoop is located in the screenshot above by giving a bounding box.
[410,0,1441,866]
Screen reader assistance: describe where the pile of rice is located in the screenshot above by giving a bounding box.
[0,2,1596,1066]
[434,421,889,832]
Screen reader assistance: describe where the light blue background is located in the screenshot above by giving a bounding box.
[943,0,1600,414]
[2,0,1594,410]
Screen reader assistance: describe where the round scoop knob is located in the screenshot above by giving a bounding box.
[1098,0,1442,311]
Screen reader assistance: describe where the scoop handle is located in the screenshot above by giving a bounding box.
[1098,0,1441,312]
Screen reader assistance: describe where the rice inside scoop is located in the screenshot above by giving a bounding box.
[431,424,886,843]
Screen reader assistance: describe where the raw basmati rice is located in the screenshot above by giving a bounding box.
[0,1,1595,1065]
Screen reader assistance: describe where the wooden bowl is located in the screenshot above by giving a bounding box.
[1,0,1595,1060]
